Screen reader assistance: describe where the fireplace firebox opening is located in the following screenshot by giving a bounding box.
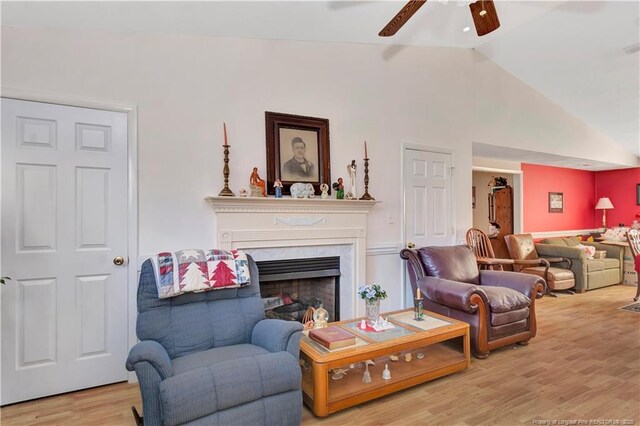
[256,257,340,323]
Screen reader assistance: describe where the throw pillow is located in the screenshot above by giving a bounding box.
[576,244,596,259]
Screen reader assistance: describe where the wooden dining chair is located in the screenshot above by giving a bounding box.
[465,228,513,271]
[625,230,640,302]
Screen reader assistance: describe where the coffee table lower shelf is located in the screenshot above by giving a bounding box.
[300,310,470,417]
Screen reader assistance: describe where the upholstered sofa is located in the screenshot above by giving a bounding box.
[536,236,624,293]
[126,255,303,426]
[401,245,545,359]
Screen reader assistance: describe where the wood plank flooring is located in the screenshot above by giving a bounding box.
[2,284,638,425]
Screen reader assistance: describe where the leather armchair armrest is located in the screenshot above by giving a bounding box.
[126,340,173,380]
[477,258,514,267]
[479,270,546,299]
[252,318,303,358]
[535,244,578,268]
[418,276,487,314]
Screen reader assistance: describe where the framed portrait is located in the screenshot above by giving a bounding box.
[549,192,563,213]
[265,112,330,195]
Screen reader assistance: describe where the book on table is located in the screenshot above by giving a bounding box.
[309,326,356,349]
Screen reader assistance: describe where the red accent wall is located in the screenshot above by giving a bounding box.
[595,168,640,227]
[522,164,596,232]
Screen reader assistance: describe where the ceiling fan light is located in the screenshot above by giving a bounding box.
[479,9,487,17]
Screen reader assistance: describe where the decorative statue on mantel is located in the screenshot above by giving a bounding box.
[249,167,267,197]
[332,178,344,200]
[320,183,329,200]
[273,179,283,198]
[346,160,357,200]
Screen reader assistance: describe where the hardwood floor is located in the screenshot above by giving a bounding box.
[2,285,638,425]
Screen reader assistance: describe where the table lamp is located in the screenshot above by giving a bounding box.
[595,197,614,230]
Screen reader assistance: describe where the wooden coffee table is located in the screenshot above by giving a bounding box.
[299,309,470,417]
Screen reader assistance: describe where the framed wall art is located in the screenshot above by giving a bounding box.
[637,183,640,206]
[548,192,563,213]
[265,112,330,196]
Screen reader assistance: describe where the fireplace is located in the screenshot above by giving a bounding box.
[256,257,340,322]
[205,196,376,320]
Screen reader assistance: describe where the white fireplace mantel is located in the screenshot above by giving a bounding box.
[204,196,376,214]
[204,196,376,319]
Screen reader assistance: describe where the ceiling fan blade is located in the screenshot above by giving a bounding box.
[469,0,500,36]
[379,0,428,37]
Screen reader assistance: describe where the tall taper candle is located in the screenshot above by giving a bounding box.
[364,141,368,158]
[223,122,228,146]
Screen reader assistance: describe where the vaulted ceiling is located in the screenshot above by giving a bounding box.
[3,1,639,162]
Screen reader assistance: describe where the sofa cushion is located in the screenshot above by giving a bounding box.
[563,237,582,247]
[541,237,568,246]
[491,307,530,327]
[585,259,605,272]
[520,266,574,281]
[418,245,480,285]
[541,236,581,247]
[480,285,531,313]
[602,258,620,270]
[172,343,269,375]
[159,351,301,426]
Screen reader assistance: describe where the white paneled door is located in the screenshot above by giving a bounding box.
[403,147,454,305]
[1,98,129,404]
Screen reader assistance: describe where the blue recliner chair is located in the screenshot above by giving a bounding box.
[126,255,303,426]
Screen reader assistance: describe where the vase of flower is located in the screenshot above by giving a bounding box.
[365,298,381,325]
[358,283,387,325]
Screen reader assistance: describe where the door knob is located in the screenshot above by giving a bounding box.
[407,242,416,249]
[113,256,125,266]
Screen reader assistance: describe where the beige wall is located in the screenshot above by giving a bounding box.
[472,52,637,167]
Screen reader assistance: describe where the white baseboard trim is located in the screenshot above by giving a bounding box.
[530,229,601,239]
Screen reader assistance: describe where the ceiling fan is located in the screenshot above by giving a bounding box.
[379,0,500,38]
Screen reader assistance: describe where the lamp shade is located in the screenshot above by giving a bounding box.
[595,197,614,210]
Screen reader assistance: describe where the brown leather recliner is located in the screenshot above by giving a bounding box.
[400,245,545,359]
[504,234,575,294]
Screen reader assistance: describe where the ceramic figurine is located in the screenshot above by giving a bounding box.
[416,352,425,360]
[274,179,283,198]
[313,304,328,329]
[320,183,329,199]
[249,167,267,197]
[291,182,313,198]
[346,160,357,199]
[238,188,248,197]
[404,353,412,362]
[389,354,399,362]
[332,178,344,200]
[305,183,315,198]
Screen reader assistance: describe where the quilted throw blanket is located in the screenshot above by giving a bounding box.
[152,249,250,299]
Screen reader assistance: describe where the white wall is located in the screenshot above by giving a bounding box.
[1,26,633,311]
[472,52,638,167]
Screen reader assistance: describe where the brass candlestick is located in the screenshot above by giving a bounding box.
[218,144,235,196]
[359,157,375,201]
